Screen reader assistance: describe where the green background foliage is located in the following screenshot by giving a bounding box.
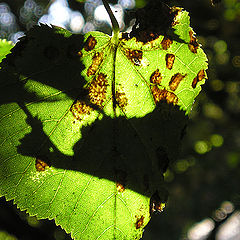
[0,0,240,240]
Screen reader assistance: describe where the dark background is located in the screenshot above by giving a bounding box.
[0,0,240,239]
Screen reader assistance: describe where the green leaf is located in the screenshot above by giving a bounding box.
[0,39,14,65]
[0,4,207,240]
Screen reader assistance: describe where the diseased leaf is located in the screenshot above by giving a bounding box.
[0,3,207,240]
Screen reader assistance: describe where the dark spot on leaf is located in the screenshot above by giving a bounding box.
[165,54,175,70]
[192,69,206,88]
[43,46,59,61]
[156,146,169,173]
[188,30,199,53]
[77,51,83,57]
[87,52,103,76]
[116,183,125,193]
[88,73,108,107]
[150,191,166,215]
[116,90,128,110]
[135,216,144,229]
[84,35,97,51]
[169,73,186,91]
[152,87,178,105]
[115,169,127,192]
[161,36,173,50]
[150,69,162,85]
[35,156,50,171]
[125,49,143,66]
[71,100,93,120]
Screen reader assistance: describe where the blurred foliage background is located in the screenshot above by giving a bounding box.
[0,0,240,239]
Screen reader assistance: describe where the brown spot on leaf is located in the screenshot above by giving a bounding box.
[116,90,128,109]
[150,191,166,215]
[150,69,162,85]
[88,73,108,107]
[71,100,93,120]
[152,86,178,105]
[192,69,206,88]
[188,30,199,54]
[116,183,125,193]
[161,36,173,50]
[135,216,144,229]
[35,157,49,171]
[165,54,175,70]
[125,49,143,66]
[84,35,97,52]
[87,52,103,77]
[115,169,127,192]
[169,73,186,91]
[77,51,83,57]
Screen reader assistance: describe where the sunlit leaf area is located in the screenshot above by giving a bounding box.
[0,0,240,240]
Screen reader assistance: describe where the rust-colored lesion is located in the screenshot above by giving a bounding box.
[150,69,162,85]
[115,169,127,193]
[161,36,173,50]
[152,86,178,105]
[169,73,186,91]
[192,69,206,88]
[88,73,108,107]
[165,54,175,70]
[116,183,125,193]
[188,30,199,54]
[77,51,83,57]
[115,90,128,110]
[150,191,166,215]
[135,216,144,229]
[125,49,143,66]
[87,52,104,77]
[84,35,97,52]
[35,157,49,171]
[71,100,93,120]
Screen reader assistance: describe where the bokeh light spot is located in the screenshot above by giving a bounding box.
[164,169,174,182]
[216,52,230,65]
[118,0,135,9]
[216,211,240,240]
[174,159,189,173]
[210,79,224,91]
[188,218,215,240]
[213,208,228,222]
[221,201,234,214]
[194,141,211,154]
[27,215,40,227]
[214,40,227,54]
[226,152,240,168]
[70,12,84,33]
[0,12,15,26]
[203,103,224,119]
[232,55,240,67]
[210,134,224,147]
